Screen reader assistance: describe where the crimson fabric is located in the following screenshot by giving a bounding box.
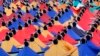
[48,25,64,34]
[21,13,34,22]
[14,29,26,44]
[40,13,51,23]
[0,29,9,41]
[39,2,48,11]
[63,34,78,45]
[91,30,100,47]
[70,7,81,14]
[39,33,53,44]
[78,9,94,30]
[23,25,36,39]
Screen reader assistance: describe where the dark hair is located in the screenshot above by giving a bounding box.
[81,9,85,13]
[68,25,72,29]
[18,25,22,30]
[43,10,46,13]
[58,13,61,18]
[5,35,10,41]
[57,35,62,40]
[55,16,59,21]
[61,32,65,37]
[48,7,51,11]
[32,5,36,10]
[67,6,70,9]
[72,22,76,27]
[63,29,67,33]
[18,12,22,15]
[26,9,29,13]
[87,31,92,36]
[12,29,16,35]
[8,32,13,37]
[90,27,95,32]
[8,21,12,26]
[3,11,6,14]
[2,21,6,26]
[40,12,43,16]
[36,14,40,19]
[24,22,28,27]
[51,19,54,24]
[34,33,38,38]
[53,39,58,45]
[0,13,3,18]
[86,35,91,41]
[24,39,29,47]
[18,14,21,18]
[43,25,48,30]
[79,13,82,17]
[12,9,15,13]
[77,17,80,21]
[48,22,53,27]
[30,34,34,42]
[80,38,86,44]
[33,18,38,22]
[12,17,16,22]
[65,8,68,12]
[95,21,99,25]
[62,10,65,15]
[28,19,32,24]
[93,24,97,28]
[37,29,41,34]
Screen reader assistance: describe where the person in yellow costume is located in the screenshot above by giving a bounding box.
[1,31,22,52]
[40,24,54,38]
[97,18,100,30]
[30,0,38,8]
[94,0,100,6]
[54,16,62,25]
[57,34,78,56]
[34,32,47,48]
[1,34,13,52]
[58,1,67,10]
[10,0,21,10]
[29,34,42,52]
[8,31,22,48]
[0,21,8,31]
[48,0,60,13]
[62,7,77,27]
[45,35,78,56]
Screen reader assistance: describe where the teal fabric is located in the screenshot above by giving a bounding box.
[90,3,100,12]
[73,1,80,7]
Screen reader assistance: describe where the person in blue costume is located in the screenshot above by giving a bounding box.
[32,17,42,27]
[18,24,23,30]
[24,22,28,27]
[17,39,40,56]
[47,4,57,18]
[0,6,4,12]
[47,21,53,27]
[66,23,81,40]
[72,19,86,37]
[85,34,100,55]
[0,12,3,18]
[29,5,38,16]
[58,7,73,24]
[78,38,97,56]
[0,45,9,56]
[16,5,25,16]
[8,16,24,30]
[12,28,16,36]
